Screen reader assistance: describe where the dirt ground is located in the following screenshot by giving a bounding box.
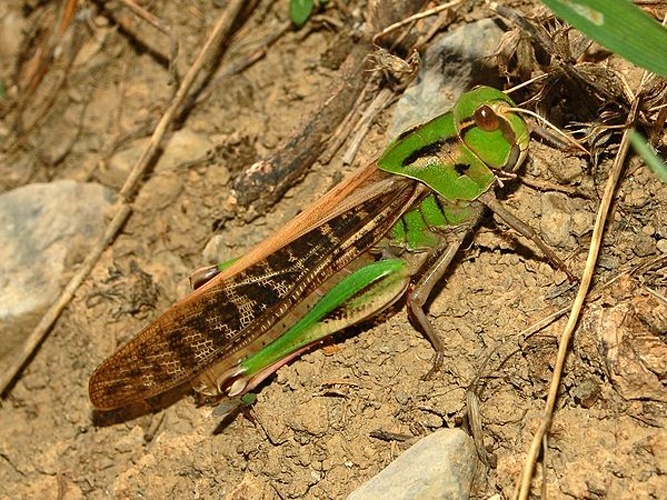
[1,1,666,499]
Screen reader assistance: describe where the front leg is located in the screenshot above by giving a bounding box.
[479,191,575,281]
[406,229,470,379]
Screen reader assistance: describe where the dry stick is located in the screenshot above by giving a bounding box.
[341,87,396,165]
[0,0,247,396]
[19,0,77,103]
[231,1,429,214]
[119,0,180,88]
[520,176,588,198]
[515,98,641,500]
[189,22,290,110]
[7,0,81,154]
[319,82,377,165]
[230,41,376,213]
[371,0,463,44]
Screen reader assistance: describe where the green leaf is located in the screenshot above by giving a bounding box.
[540,0,667,77]
[290,0,314,27]
[630,130,667,183]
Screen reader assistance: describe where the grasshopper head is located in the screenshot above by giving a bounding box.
[454,86,529,173]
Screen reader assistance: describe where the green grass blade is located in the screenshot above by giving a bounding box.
[290,0,314,27]
[540,0,667,77]
[630,129,667,183]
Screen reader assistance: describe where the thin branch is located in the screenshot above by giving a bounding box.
[0,0,248,396]
[515,97,640,500]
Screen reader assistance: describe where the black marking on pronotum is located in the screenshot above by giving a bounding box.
[401,140,445,167]
[454,163,471,176]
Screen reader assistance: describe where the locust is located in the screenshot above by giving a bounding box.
[89,86,568,412]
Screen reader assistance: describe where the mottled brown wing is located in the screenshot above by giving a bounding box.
[89,176,418,410]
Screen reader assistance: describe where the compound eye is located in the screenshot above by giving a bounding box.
[474,105,499,131]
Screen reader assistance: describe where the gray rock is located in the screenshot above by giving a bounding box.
[388,19,505,138]
[347,429,477,500]
[0,180,114,361]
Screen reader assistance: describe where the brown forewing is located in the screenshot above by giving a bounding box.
[89,168,420,410]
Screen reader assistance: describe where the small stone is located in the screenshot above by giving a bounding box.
[395,392,410,405]
[388,19,504,137]
[571,210,594,237]
[540,193,573,248]
[347,429,477,500]
[623,187,650,209]
[632,233,656,257]
[571,378,601,408]
[104,129,213,189]
[656,239,667,254]
[0,181,114,365]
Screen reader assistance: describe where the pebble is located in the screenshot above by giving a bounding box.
[540,192,573,248]
[0,180,114,364]
[388,19,505,138]
[347,429,477,500]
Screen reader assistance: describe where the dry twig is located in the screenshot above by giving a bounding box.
[0,0,248,395]
[515,97,641,500]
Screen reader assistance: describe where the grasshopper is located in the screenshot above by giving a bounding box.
[89,86,567,412]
